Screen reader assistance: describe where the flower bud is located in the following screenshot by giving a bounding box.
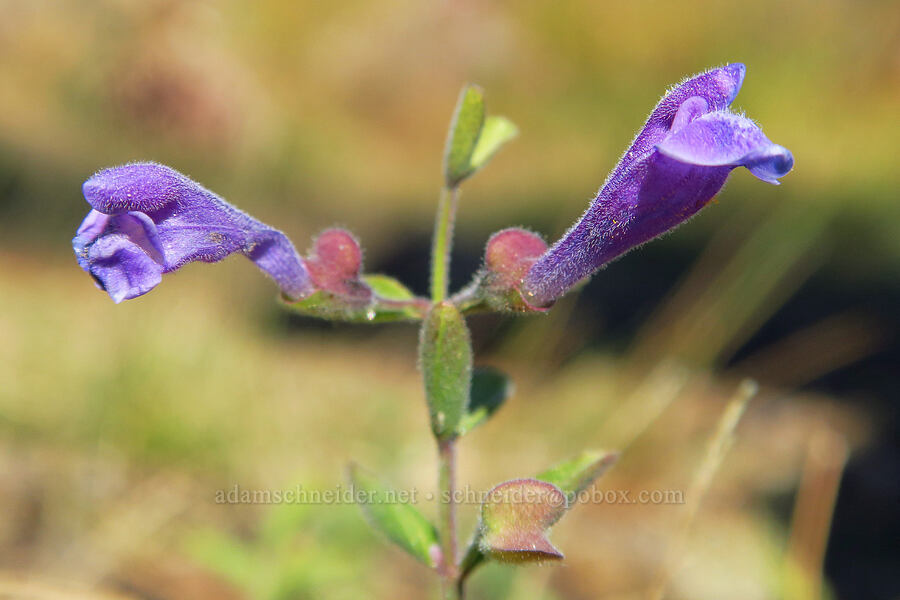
[485,228,548,288]
[479,228,548,312]
[306,228,371,305]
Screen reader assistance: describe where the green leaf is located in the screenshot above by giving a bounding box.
[281,283,427,323]
[363,274,415,301]
[442,84,518,188]
[536,450,618,501]
[479,478,567,563]
[348,464,441,568]
[361,274,426,321]
[469,116,518,172]
[458,367,512,435]
[420,302,473,440]
[443,84,486,188]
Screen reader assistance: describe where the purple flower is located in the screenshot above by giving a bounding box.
[521,64,793,307]
[73,163,314,303]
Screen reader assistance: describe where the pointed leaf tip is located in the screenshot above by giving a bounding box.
[469,115,518,171]
[442,85,517,188]
[348,464,440,568]
[537,450,619,501]
[444,84,486,188]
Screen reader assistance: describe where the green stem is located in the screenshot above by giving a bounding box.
[430,185,462,597]
[438,438,460,598]
[430,186,459,302]
[457,538,485,591]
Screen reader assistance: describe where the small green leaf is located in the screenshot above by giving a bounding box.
[363,274,415,301]
[537,450,618,501]
[469,116,518,172]
[479,478,567,563]
[420,302,473,440]
[348,464,441,568]
[361,274,427,321]
[281,284,426,323]
[458,367,512,435]
[443,85,486,188]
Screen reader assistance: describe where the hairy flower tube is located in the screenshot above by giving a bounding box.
[73,163,314,303]
[521,63,794,307]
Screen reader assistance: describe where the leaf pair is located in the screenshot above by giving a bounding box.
[349,451,617,575]
[459,450,618,578]
[444,85,518,189]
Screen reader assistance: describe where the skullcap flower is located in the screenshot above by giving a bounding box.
[73,162,313,303]
[521,64,793,307]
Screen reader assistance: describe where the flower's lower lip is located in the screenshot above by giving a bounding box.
[74,162,315,302]
[770,147,794,176]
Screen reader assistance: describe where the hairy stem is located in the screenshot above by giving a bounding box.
[430,185,462,596]
[430,187,459,302]
[438,438,460,597]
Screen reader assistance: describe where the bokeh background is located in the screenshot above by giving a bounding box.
[1,1,898,599]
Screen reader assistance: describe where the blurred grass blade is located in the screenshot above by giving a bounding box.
[632,203,830,367]
[648,379,758,600]
[597,361,689,450]
[537,449,618,499]
[469,115,518,173]
[784,428,849,600]
[444,84,485,187]
[348,464,441,568]
[458,367,512,435]
[420,302,473,440]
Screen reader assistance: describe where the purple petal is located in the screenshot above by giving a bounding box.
[670,96,710,133]
[660,63,745,114]
[82,163,188,214]
[75,163,313,301]
[85,231,164,303]
[73,209,111,271]
[520,64,793,307]
[74,211,166,301]
[613,64,746,176]
[522,153,731,307]
[740,144,795,185]
[656,111,794,184]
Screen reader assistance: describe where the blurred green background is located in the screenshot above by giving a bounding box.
[1,1,898,599]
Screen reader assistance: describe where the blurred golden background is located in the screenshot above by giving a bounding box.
[1,1,898,599]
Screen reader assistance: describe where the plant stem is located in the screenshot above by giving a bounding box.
[430,185,462,596]
[437,438,460,597]
[430,186,459,302]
